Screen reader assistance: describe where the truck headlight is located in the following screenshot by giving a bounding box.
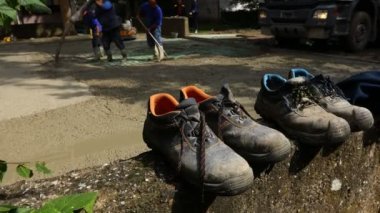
[313,10,328,20]
[259,11,267,19]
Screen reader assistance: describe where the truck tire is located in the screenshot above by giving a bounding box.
[345,11,371,52]
[275,37,299,47]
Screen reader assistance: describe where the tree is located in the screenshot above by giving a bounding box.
[0,0,51,34]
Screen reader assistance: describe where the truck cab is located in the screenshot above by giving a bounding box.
[259,0,380,51]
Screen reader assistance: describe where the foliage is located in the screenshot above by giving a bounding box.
[0,160,51,183]
[0,161,98,212]
[0,192,98,213]
[37,192,98,213]
[0,0,51,33]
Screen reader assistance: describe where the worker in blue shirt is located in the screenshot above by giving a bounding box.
[138,0,163,59]
[95,0,127,61]
[83,7,103,60]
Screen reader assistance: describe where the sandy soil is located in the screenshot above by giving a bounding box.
[0,32,379,211]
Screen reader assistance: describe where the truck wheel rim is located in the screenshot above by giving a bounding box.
[354,23,368,43]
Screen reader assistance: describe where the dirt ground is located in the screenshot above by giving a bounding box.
[0,31,379,212]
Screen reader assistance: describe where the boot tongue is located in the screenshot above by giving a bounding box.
[177,97,197,109]
[312,74,326,83]
[176,98,200,121]
[287,76,308,86]
[218,83,236,102]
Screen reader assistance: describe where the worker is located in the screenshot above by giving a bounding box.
[138,0,163,60]
[95,0,127,62]
[173,0,186,16]
[82,7,103,60]
[189,0,199,33]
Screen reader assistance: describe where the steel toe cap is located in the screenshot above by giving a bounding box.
[206,142,252,180]
[351,106,374,131]
[226,124,291,162]
[326,117,351,144]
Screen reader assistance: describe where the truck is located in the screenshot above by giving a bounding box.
[258,0,380,51]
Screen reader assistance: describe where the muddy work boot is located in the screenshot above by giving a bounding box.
[180,84,291,163]
[289,68,374,131]
[143,94,253,195]
[255,74,351,145]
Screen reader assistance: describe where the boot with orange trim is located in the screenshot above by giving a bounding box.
[180,84,291,163]
[143,94,253,195]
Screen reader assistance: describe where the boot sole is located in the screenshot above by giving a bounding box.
[255,103,350,146]
[238,142,291,163]
[280,124,350,146]
[202,171,253,196]
[144,140,253,196]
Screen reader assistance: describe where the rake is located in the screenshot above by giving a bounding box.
[136,17,168,62]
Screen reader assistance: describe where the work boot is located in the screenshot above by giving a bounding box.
[289,68,374,131]
[254,74,351,145]
[180,84,291,163]
[143,94,253,195]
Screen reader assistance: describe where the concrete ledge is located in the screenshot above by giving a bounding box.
[2,128,379,212]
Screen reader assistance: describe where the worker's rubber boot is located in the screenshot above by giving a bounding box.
[153,46,160,62]
[105,50,113,62]
[180,84,291,163]
[289,68,374,131]
[93,47,101,60]
[154,45,165,62]
[99,46,105,57]
[120,49,127,60]
[143,94,253,195]
[255,74,351,145]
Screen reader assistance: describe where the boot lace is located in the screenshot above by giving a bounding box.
[175,112,206,200]
[285,84,316,111]
[215,99,255,138]
[313,75,346,99]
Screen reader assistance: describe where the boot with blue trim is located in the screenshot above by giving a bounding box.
[255,74,351,145]
[289,68,374,131]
